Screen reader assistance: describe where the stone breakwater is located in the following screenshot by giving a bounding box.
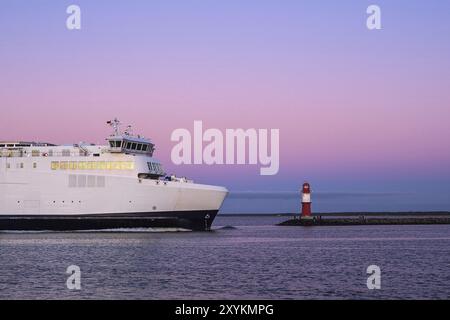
[278,215,450,226]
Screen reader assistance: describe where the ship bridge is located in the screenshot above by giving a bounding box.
[106,118,155,156]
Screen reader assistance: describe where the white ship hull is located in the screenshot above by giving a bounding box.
[0,169,227,230]
[0,169,227,216]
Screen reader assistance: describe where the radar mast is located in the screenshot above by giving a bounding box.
[107,118,121,136]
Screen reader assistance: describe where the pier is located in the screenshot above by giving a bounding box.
[278,213,450,226]
[279,182,450,226]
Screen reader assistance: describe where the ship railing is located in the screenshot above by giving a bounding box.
[74,144,90,156]
[0,149,92,158]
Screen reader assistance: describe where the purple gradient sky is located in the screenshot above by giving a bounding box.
[1,0,450,195]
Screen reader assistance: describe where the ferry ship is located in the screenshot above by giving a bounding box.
[0,119,228,231]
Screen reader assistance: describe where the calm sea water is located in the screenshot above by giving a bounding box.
[1,216,449,300]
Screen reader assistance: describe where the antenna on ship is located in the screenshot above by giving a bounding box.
[124,125,133,136]
[106,118,121,136]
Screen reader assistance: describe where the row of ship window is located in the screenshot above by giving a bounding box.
[109,140,151,152]
[5,163,37,169]
[51,161,135,170]
[5,161,163,173]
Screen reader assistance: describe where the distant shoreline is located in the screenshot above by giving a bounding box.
[219,211,450,217]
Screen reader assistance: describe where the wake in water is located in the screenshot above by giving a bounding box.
[214,225,238,230]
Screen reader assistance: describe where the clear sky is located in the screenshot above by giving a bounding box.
[1,1,450,202]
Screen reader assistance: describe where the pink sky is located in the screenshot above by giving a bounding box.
[1,0,449,193]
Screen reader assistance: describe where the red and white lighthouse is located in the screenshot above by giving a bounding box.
[301,182,312,218]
